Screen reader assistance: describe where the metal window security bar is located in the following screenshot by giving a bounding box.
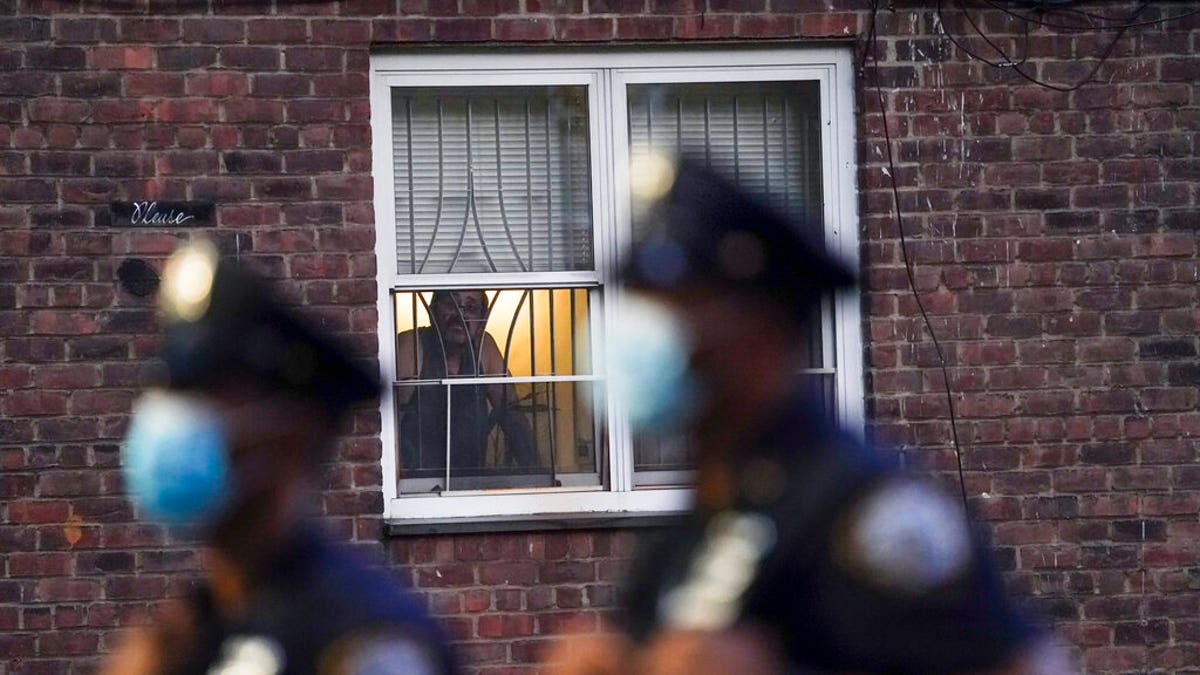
[626,81,834,485]
[393,288,601,495]
[391,86,594,275]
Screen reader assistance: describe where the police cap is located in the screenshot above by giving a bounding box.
[156,239,379,418]
[622,154,856,319]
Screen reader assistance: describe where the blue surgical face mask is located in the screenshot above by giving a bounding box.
[122,390,232,527]
[605,294,704,431]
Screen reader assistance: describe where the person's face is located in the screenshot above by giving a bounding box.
[431,291,489,346]
[646,284,802,404]
[202,382,328,533]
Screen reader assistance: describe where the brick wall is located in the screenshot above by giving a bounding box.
[0,1,1196,673]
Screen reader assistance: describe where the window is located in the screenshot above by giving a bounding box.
[370,49,862,522]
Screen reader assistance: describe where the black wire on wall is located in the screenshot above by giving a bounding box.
[864,0,972,508]
[937,0,1150,92]
[860,0,1196,510]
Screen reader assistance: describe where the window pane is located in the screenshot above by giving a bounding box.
[798,371,836,421]
[392,86,594,274]
[627,81,823,236]
[393,288,600,493]
[627,80,830,484]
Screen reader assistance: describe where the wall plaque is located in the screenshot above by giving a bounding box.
[109,201,214,227]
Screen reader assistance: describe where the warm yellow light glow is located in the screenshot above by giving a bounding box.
[394,289,590,378]
[393,288,594,472]
[160,239,218,322]
[629,149,676,202]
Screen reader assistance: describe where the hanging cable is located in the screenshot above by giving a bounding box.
[864,0,970,510]
[981,0,1200,32]
[935,0,1148,92]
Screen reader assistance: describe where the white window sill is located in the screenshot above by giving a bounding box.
[384,487,693,528]
[384,510,688,536]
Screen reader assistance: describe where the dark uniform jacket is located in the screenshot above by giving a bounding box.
[172,527,456,675]
[620,393,1040,674]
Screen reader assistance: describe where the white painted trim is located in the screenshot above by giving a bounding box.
[387,271,602,288]
[371,64,401,509]
[826,50,867,437]
[370,46,864,521]
[391,486,693,521]
[371,47,856,73]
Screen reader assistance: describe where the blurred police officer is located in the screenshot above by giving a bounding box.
[547,155,1067,675]
[103,240,457,675]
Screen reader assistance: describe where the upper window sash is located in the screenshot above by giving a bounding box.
[609,63,851,278]
[371,69,610,286]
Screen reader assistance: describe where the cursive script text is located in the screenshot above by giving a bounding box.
[129,201,196,226]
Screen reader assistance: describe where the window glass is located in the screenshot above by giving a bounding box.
[627,81,831,485]
[627,80,823,232]
[391,86,594,274]
[393,288,600,493]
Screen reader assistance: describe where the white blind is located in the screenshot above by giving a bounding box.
[392,87,594,275]
[627,81,824,239]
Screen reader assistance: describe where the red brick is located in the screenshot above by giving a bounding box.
[416,564,475,587]
[119,17,181,41]
[157,99,219,123]
[477,614,535,638]
[372,18,433,41]
[91,46,153,69]
[9,550,72,577]
[182,72,249,98]
[312,19,371,43]
[220,45,280,69]
[494,17,554,41]
[182,17,245,42]
[224,99,286,124]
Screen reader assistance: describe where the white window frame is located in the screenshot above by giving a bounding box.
[370,47,863,523]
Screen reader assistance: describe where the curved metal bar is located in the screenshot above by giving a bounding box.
[492,98,527,273]
[419,292,452,379]
[404,97,417,273]
[448,101,474,273]
[416,98,446,274]
[465,98,500,273]
[449,169,473,273]
[502,288,530,376]
[469,168,500,273]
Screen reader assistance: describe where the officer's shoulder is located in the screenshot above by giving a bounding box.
[309,544,425,618]
[319,629,447,675]
[831,476,975,596]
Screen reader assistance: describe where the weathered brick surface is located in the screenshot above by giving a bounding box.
[0,1,1196,673]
